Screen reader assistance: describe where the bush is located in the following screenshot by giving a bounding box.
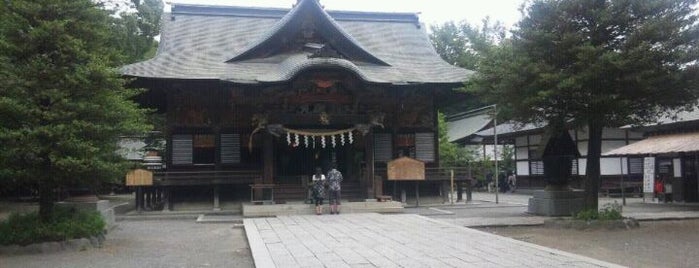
[0,207,105,246]
[574,202,623,221]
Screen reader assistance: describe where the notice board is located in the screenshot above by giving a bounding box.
[387,157,425,181]
[643,157,655,193]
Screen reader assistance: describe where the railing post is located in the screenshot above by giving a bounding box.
[450,169,454,205]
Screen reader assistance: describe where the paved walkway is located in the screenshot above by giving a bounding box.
[244,213,623,268]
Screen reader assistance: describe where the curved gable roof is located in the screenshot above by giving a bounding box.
[120,1,473,85]
[228,0,389,66]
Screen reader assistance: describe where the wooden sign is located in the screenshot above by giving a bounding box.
[387,157,425,181]
[125,169,153,186]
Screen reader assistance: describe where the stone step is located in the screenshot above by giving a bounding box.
[242,200,404,217]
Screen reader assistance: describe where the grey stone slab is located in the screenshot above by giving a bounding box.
[245,213,623,268]
[243,218,276,268]
[323,261,352,268]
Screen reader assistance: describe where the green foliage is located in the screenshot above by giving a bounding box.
[469,0,699,129]
[574,202,623,221]
[105,0,164,64]
[430,17,505,70]
[0,207,105,246]
[499,144,515,174]
[467,0,699,209]
[430,18,505,113]
[438,112,476,167]
[0,0,151,220]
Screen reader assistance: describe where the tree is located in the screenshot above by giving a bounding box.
[438,112,476,167]
[468,0,699,209]
[102,0,164,64]
[0,0,151,221]
[430,18,506,114]
[430,17,506,70]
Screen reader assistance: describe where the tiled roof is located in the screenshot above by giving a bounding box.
[446,113,492,143]
[120,1,473,85]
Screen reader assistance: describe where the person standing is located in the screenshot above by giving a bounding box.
[664,177,673,203]
[311,167,326,215]
[327,163,343,215]
[654,177,664,202]
[486,172,494,193]
[507,172,517,193]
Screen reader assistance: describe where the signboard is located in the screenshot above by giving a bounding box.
[387,157,425,181]
[125,169,153,186]
[643,157,655,193]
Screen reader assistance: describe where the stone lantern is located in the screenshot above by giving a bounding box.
[528,129,585,216]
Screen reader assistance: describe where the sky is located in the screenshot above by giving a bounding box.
[164,0,527,29]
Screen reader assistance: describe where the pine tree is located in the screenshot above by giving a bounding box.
[0,0,151,221]
[468,0,699,210]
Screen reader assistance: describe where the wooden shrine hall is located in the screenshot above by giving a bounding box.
[121,0,472,209]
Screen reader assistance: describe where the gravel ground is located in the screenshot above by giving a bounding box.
[478,219,699,268]
[1,220,253,268]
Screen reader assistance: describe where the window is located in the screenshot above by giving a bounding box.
[193,134,215,164]
[172,134,193,165]
[415,133,435,162]
[220,134,241,164]
[628,158,643,175]
[530,160,544,175]
[171,133,216,165]
[374,133,392,162]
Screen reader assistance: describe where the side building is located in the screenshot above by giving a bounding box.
[448,107,699,201]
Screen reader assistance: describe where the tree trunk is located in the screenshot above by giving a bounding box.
[584,119,603,210]
[38,182,55,222]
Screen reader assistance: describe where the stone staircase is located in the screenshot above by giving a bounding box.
[274,182,365,203]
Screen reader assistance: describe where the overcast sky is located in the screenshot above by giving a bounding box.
[165,0,527,29]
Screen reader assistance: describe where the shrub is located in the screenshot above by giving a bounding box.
[574,202,623,221]
[0,207,105,246]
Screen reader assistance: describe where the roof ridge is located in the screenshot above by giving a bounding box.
[225,0,390,66]
[170,3,420,24]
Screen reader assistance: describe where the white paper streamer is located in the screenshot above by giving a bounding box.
[321,136,326,148]
[286,132,291,145]
[304,135,309,148]
[331,135,336,147]
[349,131,354,144]
[294,133,300,147]
[340,133,345,146]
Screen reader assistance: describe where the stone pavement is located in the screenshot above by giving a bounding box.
[244,213,623,268]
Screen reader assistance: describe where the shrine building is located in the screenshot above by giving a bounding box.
[121,0,472,208]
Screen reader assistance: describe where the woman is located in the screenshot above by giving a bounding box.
[311,167,326,215]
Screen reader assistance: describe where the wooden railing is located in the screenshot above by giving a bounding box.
[153,170,262,186]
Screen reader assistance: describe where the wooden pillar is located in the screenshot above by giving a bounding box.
[213,185,220,211]
[263,132,274,184]
[164,186,173,211]
[457,181,464,201]
[136,186,143,212]
[415,181,420,207]
[365,132,375,199]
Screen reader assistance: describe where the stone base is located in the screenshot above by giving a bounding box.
[528,190,585,216]
[544,218,640,230]
[57,200,115,229]
[242,201,404,217]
